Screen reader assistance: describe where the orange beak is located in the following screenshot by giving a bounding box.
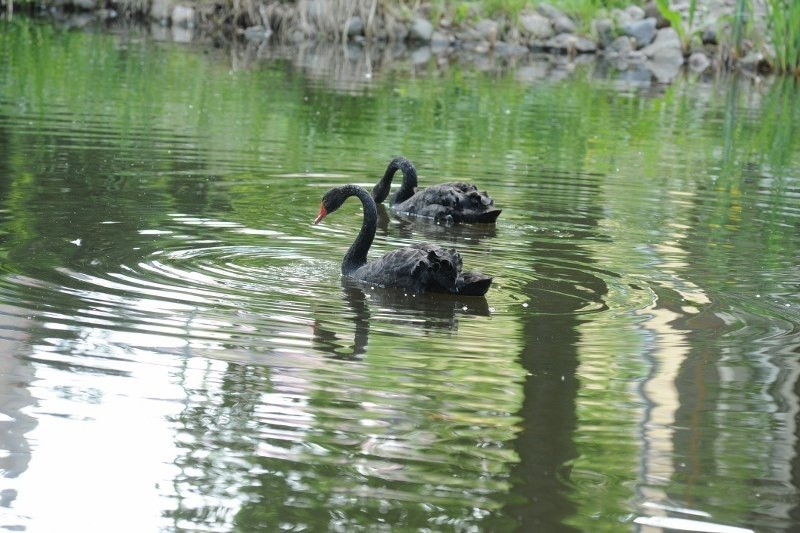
[314,204,328,225]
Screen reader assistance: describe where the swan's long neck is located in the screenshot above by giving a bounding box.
[342,185,377,275]
[371,157,418,205]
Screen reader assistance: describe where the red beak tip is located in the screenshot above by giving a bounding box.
[314,205,327,225]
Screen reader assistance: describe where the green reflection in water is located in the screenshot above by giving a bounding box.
[1,16,800,533]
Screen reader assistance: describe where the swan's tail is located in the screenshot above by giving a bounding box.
[476,209,502,223]
[458,273,493,296]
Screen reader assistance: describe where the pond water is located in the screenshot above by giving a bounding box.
[2,19,800,532]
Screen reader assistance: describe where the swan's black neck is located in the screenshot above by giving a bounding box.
[341,185,377,275]
[371,157,418,205]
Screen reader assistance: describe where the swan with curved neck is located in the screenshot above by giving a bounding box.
[314,185,492,296]
[371,157,501,224]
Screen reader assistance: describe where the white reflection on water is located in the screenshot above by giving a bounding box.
[0,324,182,530]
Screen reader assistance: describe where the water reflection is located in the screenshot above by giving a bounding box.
[2,19,800,532]
[503,172,609,531]
[313,280,492,360]
[0,305,35,516]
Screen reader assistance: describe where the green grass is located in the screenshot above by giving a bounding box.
[767,0,800,74]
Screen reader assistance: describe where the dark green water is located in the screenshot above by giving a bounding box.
[1,19,799,532]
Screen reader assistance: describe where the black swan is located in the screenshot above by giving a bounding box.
[371,157,501,224]
[314,185,492,296]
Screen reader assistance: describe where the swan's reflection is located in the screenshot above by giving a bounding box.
[312,279,490,360]
[376,203,498,244]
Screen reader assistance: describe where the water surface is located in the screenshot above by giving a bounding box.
[1,19,799,532]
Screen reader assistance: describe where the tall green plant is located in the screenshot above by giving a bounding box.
[767,0,800,73]
[655,0,697,52]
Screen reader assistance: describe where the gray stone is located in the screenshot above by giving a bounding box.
[430,30,451,47]
[244,25,271,40]
[626,5,645,21]
[171,25,194,42]
[612,8,633,28]
[149,0,171,22]
[71,0,96,10]
[623,17,657,48]
[493,41,530,57]
[409,17,434,42]
[606,35,633,57]
[410,46,432,65]
[388,19,409,42]
[701,27,717,45]
[592,17,614,48]
[688,51,710,72]
[640,27,682,57]
[543,33,597,54]
[474,41,490,54]
[617,63,654,87]
[346,16,363,36]
[552,14,576,34]
[647,46,684,82]
[475,19,498,41]
[150,21,169,39]
[572,35,597,54]
[740,50,766,70]
[171,5,196,28]
[535,3,565,20]
[520,13,553,39]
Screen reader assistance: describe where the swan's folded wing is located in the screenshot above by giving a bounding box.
[394,183,500,223]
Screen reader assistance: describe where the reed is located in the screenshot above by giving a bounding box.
[766,0,800,74]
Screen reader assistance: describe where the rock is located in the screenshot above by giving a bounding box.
[346,16,363,37]
[520,13,553,39]
[149,0,171,22]
[243,25,271,40]
[643,0,670,27]
[474,41,490,54]
[612,8,633,28]
[475,19,498,41]
[171,5,196,28]
[623,17,657,48]
[411,46,432,65]
[571,35,598,54]
[71,0,96,10]
[535,3,565,20]
[702,27,717,45]
[430,30,451,47]
[96,8,117,19]
[493,41,529,57]
[542,33,597,54]
[626,5,645,21]
[688,51,710,72]
[647,46,684,82]
[740,50,766,70]
[617,63,655,87]
[553,14,576,34]
[605,35,633,57]
[171,25,193,43]
[409,17,434,42]
[592,18,614,48]
[640,27,682,58]
[515,61,552,83]
[388,19,409,42]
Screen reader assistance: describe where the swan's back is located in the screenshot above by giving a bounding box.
[350,243,491,295]
[393,182,501,224]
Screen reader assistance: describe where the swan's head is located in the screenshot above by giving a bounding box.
[314,186,349,224]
